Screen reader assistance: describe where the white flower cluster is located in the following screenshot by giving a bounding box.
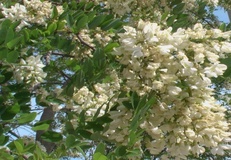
[0,0,63,30]
[87,0,219,16]
[113,20,231,158]
[14,55,47,86]
[94,27,114,46]
[68,70,121,117]
[103,98,133,145]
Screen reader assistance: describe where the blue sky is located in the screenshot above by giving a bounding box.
[214,7,230,23]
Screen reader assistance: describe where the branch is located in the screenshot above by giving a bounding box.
[77,33,95,51]
[51,52,75,58]
[60,71,71,80]
[40,82,63,85]
[8,130,20,139]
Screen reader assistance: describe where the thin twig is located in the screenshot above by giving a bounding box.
[8,130,20,139]
[60,71,71,80]
[51,52,75,58]
[77,33,95,51]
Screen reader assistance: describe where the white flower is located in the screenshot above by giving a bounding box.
[158,45,175,55]
[72,86,94,110]
[132,46,143,58]
[14,55,47,85]
[211,147,224,155]
[204,63,227,77]
[221,42,231,53]
[168,86,182,96]
[191,145,205,156]
[1,0,63,30]
[185,128,196,139]
[114,19,231,158]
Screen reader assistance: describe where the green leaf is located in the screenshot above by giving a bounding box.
[0,75,5,83]
[167,15,177,26]
[0,135,8,145]
[221,58,231,77]
[7,103,20,114]
[1,104,20,120]
[1,19,12,29]
[95,143,105,155]
[0,27,8,44]
[17,112,37,124]
[0,150,14,160]
[93,152,107,160]
[93,48,106,69]
[173,3,185,14]
[130,95,156,131]
[66,14,74,27]
[74,70,85,89]
[30,29,41,39]
[76,146,87,159]
[14,91,30,99]
[22,29,30,43]
[101,19,122,31]
[24,143,35,152]
[131,92,139,109]
[87,10,97,22]
[75,15,88,31]
[65,121,75,134]
[10,21,21,30]
[66,134,76,148]
[96,115,113,124]
[104,43,119,52]
[0,71,13,84]
[46,95,63,104]
[85,2,95,10]
[32,124,49,131]
[219,23,226,31]
[0,47,8,60]
[34,120,53,126]
[14,141,24,153]
[51,6,59,19]
[77,129,92,139]
[57,21,66,30]
[128,129,143,147]
[4,28,14,44]
[161,11,169,21]
[126,148,142,157]
[89,15,106,29]
[6,50,19,63]
[86,122,104,131]
[170,0,182,7]
[47,22,57,35]
[115,146,127,156]
[41,131,63,142]
[6,37,22,49]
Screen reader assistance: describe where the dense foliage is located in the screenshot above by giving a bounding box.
[0,0,231,159]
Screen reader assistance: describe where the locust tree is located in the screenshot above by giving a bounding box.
[0,0,231,159]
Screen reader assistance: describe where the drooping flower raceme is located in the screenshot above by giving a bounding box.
[14,55,47,86]
[0,0,63,30]
[112,20,231,158]
[81,0,219,16]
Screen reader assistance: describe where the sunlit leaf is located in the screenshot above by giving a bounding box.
[41,131,63,142]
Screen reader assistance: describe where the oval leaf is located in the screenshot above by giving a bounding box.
[17,112,37,124]
[41,131,63,142]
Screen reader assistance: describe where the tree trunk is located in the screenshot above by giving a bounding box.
[228,10,231,22]
[36,107,55,153]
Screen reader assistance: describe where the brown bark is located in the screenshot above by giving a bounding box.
[36,107,56,153]
[228,10,231,22]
